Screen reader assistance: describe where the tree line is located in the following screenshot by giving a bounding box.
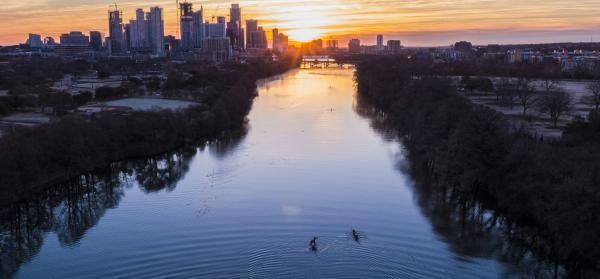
[355,57,600,278]
[0,56,300,205]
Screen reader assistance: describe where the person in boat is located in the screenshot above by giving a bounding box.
[352,229,360,242]
[310,237,318,250]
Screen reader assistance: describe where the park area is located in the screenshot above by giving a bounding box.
[459,77,598,139]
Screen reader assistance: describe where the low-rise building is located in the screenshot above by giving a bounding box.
[348,39,361,54]
[56,31,92,56]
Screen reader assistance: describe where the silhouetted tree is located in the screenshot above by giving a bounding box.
[515,77,537,116]
[537,91,572,128]
[586,80,600,110]
[355,57,600,277]
[496,77,515,106]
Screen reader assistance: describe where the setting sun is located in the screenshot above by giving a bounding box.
[287,29,322,42]
[260,5,337,43]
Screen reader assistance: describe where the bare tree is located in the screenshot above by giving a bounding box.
[496,77,515,106]
[515,77,537,116]
[586,80,600,110]
[537,91,572,128]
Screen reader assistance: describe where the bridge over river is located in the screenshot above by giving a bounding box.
[301,55,356,68]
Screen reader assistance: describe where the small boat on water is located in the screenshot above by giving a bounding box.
[310,237,318,251]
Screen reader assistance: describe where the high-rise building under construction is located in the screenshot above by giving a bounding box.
[179,2,194,50]
[108,7,124,54]
[227,4,244,50]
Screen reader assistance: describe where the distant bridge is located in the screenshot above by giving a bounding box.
[301,55,355,69]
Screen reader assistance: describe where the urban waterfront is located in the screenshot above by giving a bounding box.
[1,68,547,278]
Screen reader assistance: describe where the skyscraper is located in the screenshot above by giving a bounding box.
[377,34,383,50]
[257,27,268,49]
[147,7,165,56]
[272,28,279,50]
[124,23,131,51]
[129,8,148,50]
[208,17,226,38]
[192,8,205,48]
[108,8,124,54]
[246,27,267,49]
[89,31,103,50]
[246,19,266,49]
[179,2,194,50]
[230,4,241,26]
[227,4,243,50]
[245,19,258,48]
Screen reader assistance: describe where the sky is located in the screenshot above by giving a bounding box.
[2,0,600,46]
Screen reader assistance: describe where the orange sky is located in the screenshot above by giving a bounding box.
[2,0,600,46]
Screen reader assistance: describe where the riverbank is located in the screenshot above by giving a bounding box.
[355,57,600,278]
[2,66,534,279]
[0,58,300,206]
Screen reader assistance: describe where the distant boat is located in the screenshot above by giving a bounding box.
[310,237,318,251]
[352,229,360,242]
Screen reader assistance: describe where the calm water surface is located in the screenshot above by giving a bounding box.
[5,69,528,278]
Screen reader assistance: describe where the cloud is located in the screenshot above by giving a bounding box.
[2,0,600,46]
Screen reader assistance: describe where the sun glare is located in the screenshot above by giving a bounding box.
[287,29,323,42]
[265,6,336,43]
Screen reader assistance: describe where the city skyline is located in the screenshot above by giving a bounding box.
[3,0,600,46]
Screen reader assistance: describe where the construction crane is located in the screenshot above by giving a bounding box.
[109,2,119,12]
[176,0,180,38]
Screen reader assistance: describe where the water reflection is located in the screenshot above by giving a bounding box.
[0,132,245,278]
[0,68,564,279]
[1,168,129,279]
[354,92,561,278]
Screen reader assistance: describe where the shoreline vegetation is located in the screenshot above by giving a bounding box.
[355,57,600,278]
[0,55,301,206]
[0,146,204,278]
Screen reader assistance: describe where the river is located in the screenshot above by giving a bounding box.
[1,68,543,278]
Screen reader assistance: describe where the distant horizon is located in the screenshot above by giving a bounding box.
[5,34,600,49]
[2,0,600,47]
